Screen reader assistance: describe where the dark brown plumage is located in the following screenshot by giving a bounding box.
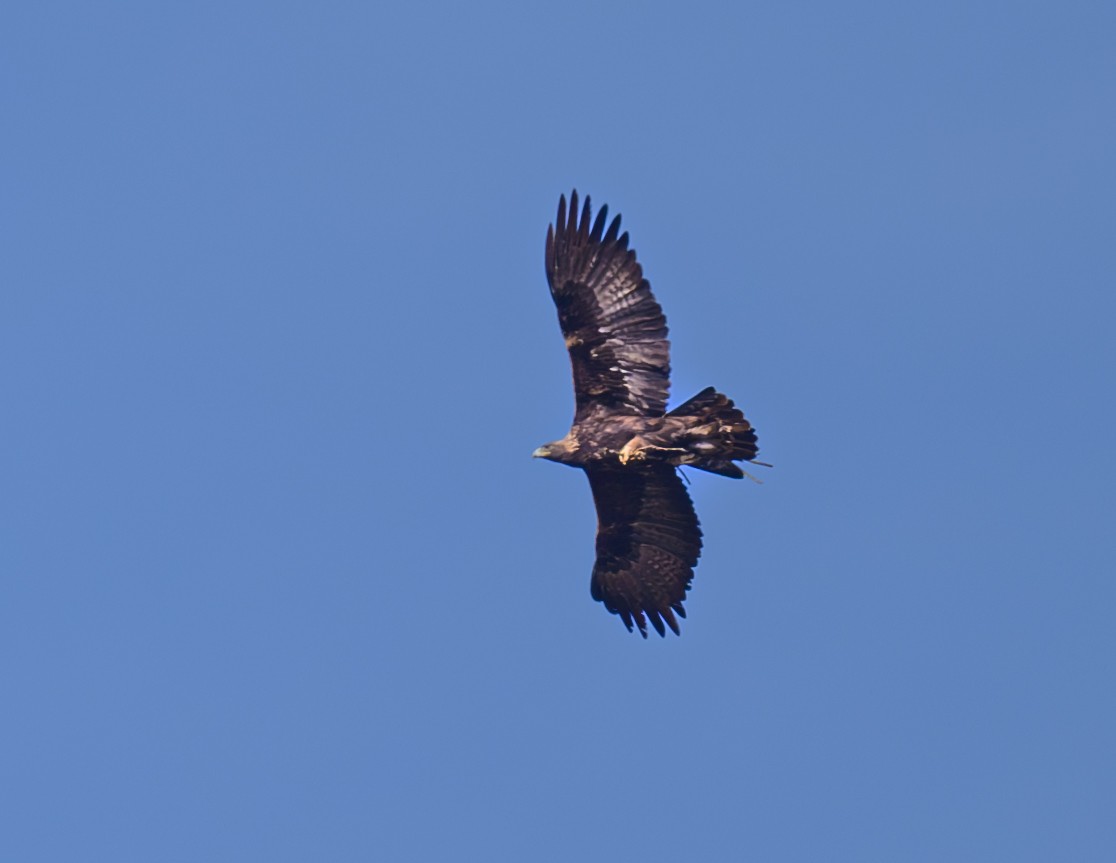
[534,191,763,637]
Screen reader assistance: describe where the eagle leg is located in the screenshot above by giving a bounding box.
[618,437,645,465]
[618,438,687,465]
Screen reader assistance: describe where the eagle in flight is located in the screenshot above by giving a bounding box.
[534,191,762,638]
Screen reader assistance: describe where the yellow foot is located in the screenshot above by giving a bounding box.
[618,439,643,465]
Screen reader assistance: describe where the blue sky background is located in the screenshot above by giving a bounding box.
[3,2,1115,860]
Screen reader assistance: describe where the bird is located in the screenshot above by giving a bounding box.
[533,191,763,638]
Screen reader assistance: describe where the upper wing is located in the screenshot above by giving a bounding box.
[545,190,670,422]
[586,464,703,637]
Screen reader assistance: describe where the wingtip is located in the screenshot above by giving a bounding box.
[603,213,622,244]
[590,203,609,242]
[662,605,681,636]
[558,190,626,246]
[633,608,650,639]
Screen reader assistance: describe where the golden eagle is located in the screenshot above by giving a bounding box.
[533,191,762,638]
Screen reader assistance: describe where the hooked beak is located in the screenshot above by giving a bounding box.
[532,446,550,459]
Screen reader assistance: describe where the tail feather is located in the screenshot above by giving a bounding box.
[668,387,759,478]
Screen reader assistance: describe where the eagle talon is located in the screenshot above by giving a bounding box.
[618,438,652,465]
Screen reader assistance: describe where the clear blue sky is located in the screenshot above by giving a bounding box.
[3,3,1114,861]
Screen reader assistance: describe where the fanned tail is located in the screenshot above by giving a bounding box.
[668,387,759,478]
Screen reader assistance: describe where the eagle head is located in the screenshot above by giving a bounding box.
[532,435,579,465]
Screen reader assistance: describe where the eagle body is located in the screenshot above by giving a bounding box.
[535,395,754,476]
[535,191,762,638]
[534,410,668,468]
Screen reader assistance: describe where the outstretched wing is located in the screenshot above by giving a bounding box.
[586,464,703,637]
[545,190,670,422]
